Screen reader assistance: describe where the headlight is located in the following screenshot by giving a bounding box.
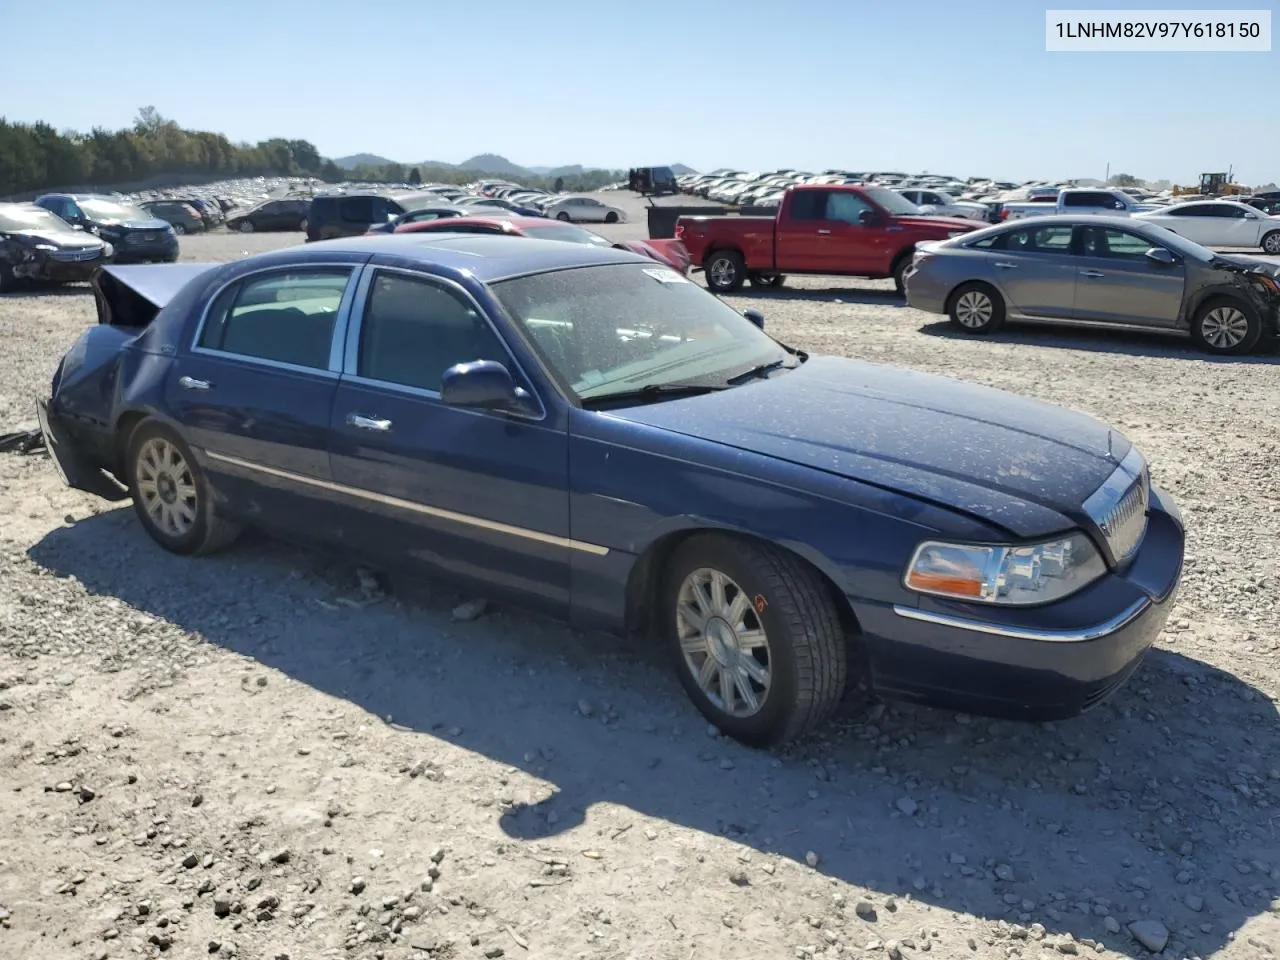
[31,243,57,252]
[903,532,1106,606]
[947,230,966,238]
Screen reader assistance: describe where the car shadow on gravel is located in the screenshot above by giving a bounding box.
[0,284,93,299]
[720,287,908,307]
[28,512,1280,959]
[917,319,1280,363]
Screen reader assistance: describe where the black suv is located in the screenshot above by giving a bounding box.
[306,193,412,241]
[34,193,178,263]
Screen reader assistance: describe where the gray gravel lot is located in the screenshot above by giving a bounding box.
[1,193,1278,960]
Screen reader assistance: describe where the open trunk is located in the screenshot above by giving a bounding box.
[92,263,218,328]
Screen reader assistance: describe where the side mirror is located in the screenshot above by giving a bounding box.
[440,360,536,415]
[71,223,85,231]
[857,209,878,226]
[1145,247,1176,266]
[743,308,766,330]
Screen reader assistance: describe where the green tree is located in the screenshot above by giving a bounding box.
[408,166,421,185]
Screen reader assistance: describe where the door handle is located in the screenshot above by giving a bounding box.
[178,376,211,391]
[1081,270,1105,278]
[993,261,1017,269]
[347,414,392,432]
[817,229,832,235]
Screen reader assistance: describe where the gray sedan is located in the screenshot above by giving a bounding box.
[904,215,1280,355]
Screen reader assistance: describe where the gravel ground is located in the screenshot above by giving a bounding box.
[1,193,1278,960]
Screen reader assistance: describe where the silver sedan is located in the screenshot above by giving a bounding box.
[903,215,1280,355]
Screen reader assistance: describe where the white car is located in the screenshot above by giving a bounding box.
[542,196,627,224]
[1134,199,1280,253]
[897,188,990,221]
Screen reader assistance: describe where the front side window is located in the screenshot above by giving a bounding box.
[197,268,351,370]
[357,272,509,393]
[492,263,788,400]
[827,191,874,224]
[1078,227,1156,261]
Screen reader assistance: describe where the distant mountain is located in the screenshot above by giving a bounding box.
[333,153,397,170]
[670,163,696,175]
[453,154,529,176]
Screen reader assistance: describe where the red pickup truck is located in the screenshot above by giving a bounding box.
[675,184,981,294]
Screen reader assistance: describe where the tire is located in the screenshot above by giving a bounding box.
[661,533,849,748]
[946,282,1006,334]
[299,219,308,234]
[238,220,255,233]
[125,419,242,556]
[604,211,619,224]
[1190,297,1261,355]
[172,223,186,235]
[556,212,571,222]
[705,250,746,293]
[1262,230,1280,255]
[891,253,914,295]
[748,272,785,289]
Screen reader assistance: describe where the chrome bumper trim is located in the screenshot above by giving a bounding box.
[891,597,1152,643]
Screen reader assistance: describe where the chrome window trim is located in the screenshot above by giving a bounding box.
[188,261,362,374]
[891,597,1151,643]
[340,264,548,423]
[203,450,606,556]
[188,348,342,380]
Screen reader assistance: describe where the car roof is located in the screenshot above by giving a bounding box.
[302,232,641,281]
[401,215,557,232]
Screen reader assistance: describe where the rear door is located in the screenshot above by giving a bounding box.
[984,222,1077,318]
[326,266,572,614]
[166,264,358,537]
[774,190,832,273]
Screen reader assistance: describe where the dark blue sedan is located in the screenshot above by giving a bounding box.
[35,234,1185,746]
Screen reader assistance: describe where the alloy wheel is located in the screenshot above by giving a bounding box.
[954,290,994,328]
[675,567,771,717]
[708,257,737,289]
[135,436,198,538]
[1199,306,1250,349]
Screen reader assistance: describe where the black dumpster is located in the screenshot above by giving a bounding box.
[646,205,726,239]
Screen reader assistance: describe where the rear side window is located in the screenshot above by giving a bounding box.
[197,268,351,370]
[1062,191,1124,209]
[356,272,509,393]
[788,191,828,221]
[339,196,376,223]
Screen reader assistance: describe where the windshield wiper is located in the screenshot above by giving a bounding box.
[580,382,729,408]
[724,359,796,385]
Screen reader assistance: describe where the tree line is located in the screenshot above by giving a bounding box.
[0,107,621,197]
[344,161,621,193]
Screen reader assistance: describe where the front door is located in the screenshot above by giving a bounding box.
[166,265,356,537]
[1071,226,1185,326]
[327,266,571,616]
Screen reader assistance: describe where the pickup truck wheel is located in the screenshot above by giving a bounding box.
[125,420,243,556]
[749,272,785,289]
[946,282,1006,334]
[705,250,746,293]
[1262,230,1280,255]
[661,533,849,747]
[1191,297,1261,355]
[891,254,914,295]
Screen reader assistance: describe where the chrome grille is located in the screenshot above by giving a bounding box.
[1083,445,1150,566]
[125,230,167,245]
[49,246,103,262]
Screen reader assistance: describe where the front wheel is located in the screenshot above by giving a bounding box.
[1262,230,1280,255]
[892,254,914,295]
[705,250,746,293]
[662,534,849,747]
[125,420,242,556]
[299,219,308,233]
[1191,297,1261,355]
[946,282,1006,334]
[238,220,255,233]
[0,261,18,294]
[556,212,571,222]
[172,223,186,235]
[604,211,619,224]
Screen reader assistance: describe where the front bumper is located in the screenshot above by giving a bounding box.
[858,485,1184,720]
[110,237,179,264]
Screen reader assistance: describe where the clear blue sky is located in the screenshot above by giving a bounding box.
[3,0,1276,184]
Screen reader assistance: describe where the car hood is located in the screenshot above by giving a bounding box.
[608,355,1127,538]
[889,214,982,232]
[9,229,106,249]
[95,217,172,231]
[1211,251,1280,278]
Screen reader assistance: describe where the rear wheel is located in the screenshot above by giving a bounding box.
[1191,297,1261,355]
[172,223,186,235]
[125,420,242,556]
[749,272,785,289]
[299,219,308,234]
[946,282,1006,334]
[1262,230,1280,255]
[556,212,571,222]
[661,534,849,747]
[705,250,746,293]
[891,253,914,295]
[604,211,619,224]
[238,220,255,233]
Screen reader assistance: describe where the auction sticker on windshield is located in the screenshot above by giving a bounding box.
[642,267,690,284]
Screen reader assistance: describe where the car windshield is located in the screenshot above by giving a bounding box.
[80,198,151,221]
[0,207,67,231]
[491,263,791,401]
[521,224,612,246]
[862,186,922,215]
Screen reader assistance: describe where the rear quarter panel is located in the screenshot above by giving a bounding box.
[677,216,777,268]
